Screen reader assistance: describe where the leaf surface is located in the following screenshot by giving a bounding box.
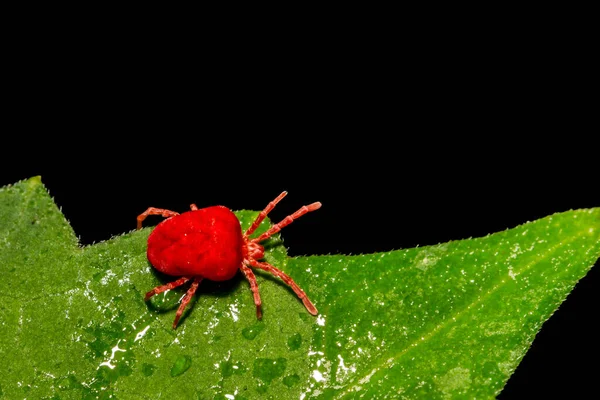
[0,177,598,399]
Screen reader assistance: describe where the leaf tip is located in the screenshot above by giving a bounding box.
[26,175,43,187]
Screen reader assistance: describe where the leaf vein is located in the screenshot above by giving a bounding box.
[335,228,591,398]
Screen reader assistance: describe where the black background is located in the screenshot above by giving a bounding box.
[2,25,598,398]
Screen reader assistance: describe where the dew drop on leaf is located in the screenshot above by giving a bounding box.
[283,374,300,387]
[241,323,265,340]
[287,333,302,351]
[141,363,155,377]
[221,360,247,378]
[253,357,287,383]
[170,355,192,377]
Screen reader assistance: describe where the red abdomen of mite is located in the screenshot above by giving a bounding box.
[147,206,244,281]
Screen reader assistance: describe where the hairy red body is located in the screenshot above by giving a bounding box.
[147,206,243,281]
[137,192,321,328]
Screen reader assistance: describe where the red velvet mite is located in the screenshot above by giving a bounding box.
[137,191,320,328]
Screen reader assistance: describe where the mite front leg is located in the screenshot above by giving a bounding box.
[249,259,318,315]
[245,191,288,238]
[144,277,191,301]
[252,201,321,243]
[137,207,180,230]
[241,263,263,319]
[173,277,202,329]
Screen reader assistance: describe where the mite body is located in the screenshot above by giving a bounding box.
[137,192,320,328]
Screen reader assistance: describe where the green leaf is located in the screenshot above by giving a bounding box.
[1,176,598,399]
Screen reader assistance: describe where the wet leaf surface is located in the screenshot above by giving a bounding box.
[1,177,598,399]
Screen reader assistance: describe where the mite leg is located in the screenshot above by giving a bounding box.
[173,277,202,329]
[249,259,318,315]
[240,262,263,319]
[190,204,198,210]
[251,201,321,243]
[144,277,191,301]
[245,191,288,238]
[137,207,180,230]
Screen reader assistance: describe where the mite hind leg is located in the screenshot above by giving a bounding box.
[137,207,180,230]
[241,263,263,319]
[249,259,318,315]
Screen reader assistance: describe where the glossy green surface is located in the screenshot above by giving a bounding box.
[0,177,598,399]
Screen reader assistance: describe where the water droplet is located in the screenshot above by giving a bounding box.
[241,322,265,340]
[253,357,287,383]
[316,314,326,326]
[134,325,151,342]
[221,360,247,378]
[312,369,326,382]
[149,289,184,310]
[283,374,300,387]
[171,355,192,377]
[57,374,83,390]
[481,361,498,378]
[256,383,268,394]
[287,333,302,351]
[142,363,156,377]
